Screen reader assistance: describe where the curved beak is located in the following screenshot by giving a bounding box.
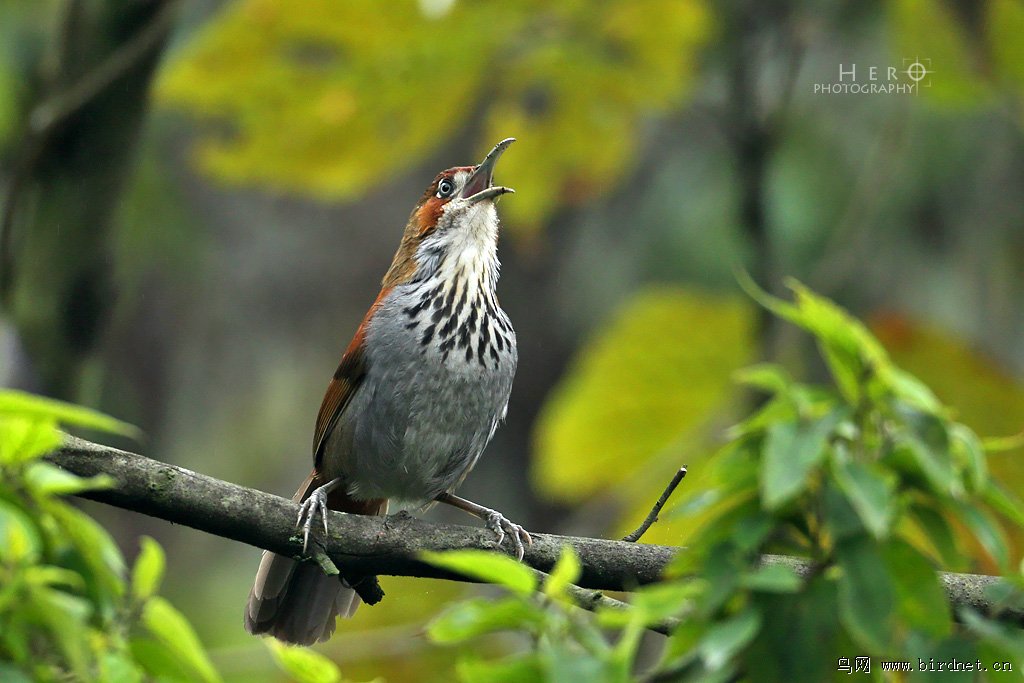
[463,137,515,204]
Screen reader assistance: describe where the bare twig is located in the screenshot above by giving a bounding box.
[622,467,688,543]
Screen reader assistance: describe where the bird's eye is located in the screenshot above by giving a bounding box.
[436,179,455,198]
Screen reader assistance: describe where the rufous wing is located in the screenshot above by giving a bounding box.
[312,288,394,469]
[313,323,368,470]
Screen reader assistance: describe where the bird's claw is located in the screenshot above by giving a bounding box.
[296,488,331,553]
[484,510,532,561]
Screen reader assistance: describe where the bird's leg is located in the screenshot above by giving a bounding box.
[297,477,343,553]
[435,492,532,560]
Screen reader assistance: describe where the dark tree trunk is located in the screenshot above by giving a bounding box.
[1,0,177,398]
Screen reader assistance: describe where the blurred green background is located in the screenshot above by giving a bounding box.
[1,0,1023,680]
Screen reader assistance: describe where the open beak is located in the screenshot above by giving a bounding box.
[463,138,515,204]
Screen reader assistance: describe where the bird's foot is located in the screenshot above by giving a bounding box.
[483,509,532,561]
[296,478,342,553]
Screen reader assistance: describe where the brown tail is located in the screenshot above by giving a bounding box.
[244,472,387,645]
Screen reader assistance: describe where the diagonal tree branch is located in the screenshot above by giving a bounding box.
[51,436,675,590]
[48,436,1024,629]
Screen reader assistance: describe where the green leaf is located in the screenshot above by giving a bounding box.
[0,417,62,464]
[697,608,761,671]
[22,461,114,496]
[887,442,955,501]
[740,562,802,593]
[0,499,42,562]
[959,608,1024,673]
[982,482,1024,528]
[626,581,698,626]
[897,412,960,497]
[457,654,543,683]
[141,596,221,683]
[725,395,798,440]
[982,431,1024,453]
[130,638,199,682]
[835,535,894,653]
[544,545,582,602]
[131,536,166,601]
[420,550,536,595]
[882,539,951,639]
[908,501,961,569]
[25,565,85,591]
[690,542,742,617]
[45,502,126,602]
[949,423,987,492]
[745,576,840,682]
[740,275,890,404]
[884,367,943,413]
[98,653,144,683]
[265,640,341,683]
[760,412,837,509]
[832,458,897,539]
[540,637,617,682]
[732,513,773,552]
[427,597,544,643]
[953,500,1009,570]
[732,363,793,396]
[0,389,140,438]
[26,584,92,676]
[823,481,866,541]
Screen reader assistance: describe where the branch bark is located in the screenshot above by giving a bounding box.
[52,436,674,591]
[48,436,1024,629]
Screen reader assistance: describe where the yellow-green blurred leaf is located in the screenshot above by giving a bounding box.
[887,0,991,106]
[543,545,581,602]
[420,550,536,595]
[141,596,221,683]
[0,416,62,464]
[481,0,712,233]
[0,499,41,563]
[131,537,166,602]
[157,0,712,232]
[266,641,341,683]
[987,0,1024,91]
[533,287,753,503]
[427,597,544,644]
[22,462,113,497]
[0,389,140,440]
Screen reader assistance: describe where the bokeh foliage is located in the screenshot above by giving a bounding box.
[533,284,1024,563]
[533,288,752,503]
[888,0,1024,108]
[0,390,364,683]
[156,0,712,233]
[424,282,1024,682]
[4,0,1024,680]
[0,391,222,682]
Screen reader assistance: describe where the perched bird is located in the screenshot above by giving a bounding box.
[245,138,529,645]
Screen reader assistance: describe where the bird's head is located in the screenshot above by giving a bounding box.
[384,138,515,287]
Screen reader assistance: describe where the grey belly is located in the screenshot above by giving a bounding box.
[320,331,514,509]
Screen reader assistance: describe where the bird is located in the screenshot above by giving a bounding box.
[244,138,530,646]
